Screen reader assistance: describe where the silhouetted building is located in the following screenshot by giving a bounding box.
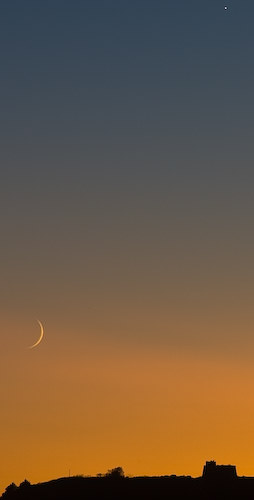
[202,460,237,480]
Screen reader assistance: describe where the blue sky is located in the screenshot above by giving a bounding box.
[1,0,254,350]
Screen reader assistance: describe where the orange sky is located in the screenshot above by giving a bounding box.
[1,315,254,493]
[1,1,254,495]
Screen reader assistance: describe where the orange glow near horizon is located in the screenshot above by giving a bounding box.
[1,2,254,495]
[1,316,254,493]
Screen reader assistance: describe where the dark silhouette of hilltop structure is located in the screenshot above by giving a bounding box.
[2,462,254,500]
[202,460,237,480]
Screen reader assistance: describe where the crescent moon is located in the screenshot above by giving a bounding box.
[29,320,44,349]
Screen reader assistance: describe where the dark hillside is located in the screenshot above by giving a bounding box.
[2,475,254,500]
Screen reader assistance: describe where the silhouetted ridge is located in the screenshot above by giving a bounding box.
[2,462,254,499]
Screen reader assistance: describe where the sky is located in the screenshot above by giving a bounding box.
[1,0,254,492]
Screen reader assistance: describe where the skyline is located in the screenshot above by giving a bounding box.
[1,0,254,493]
[3,461,254,500]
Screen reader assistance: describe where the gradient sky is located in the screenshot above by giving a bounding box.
[1,0,254,492]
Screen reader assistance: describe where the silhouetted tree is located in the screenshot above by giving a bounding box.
[19,479,31,490]
[106,467,124,478]
[2,483,17,498]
